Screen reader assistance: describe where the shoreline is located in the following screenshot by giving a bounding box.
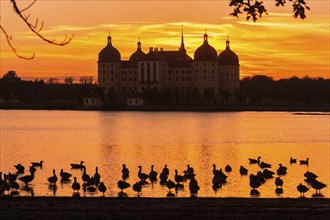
[1,103,330,112]
[1,197,329,219]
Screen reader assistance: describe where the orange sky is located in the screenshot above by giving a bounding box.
[0,0,329,80]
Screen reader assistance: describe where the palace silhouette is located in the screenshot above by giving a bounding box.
[97,31,240,105]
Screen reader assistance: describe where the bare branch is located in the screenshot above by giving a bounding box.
[10,0,74,46]
[0,24,35,60]
[20,0,37,13]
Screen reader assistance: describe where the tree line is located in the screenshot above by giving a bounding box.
[0,71,329,105]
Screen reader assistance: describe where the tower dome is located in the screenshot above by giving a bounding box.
[98,35,121,63]
[129,39,146,62]
[218,39,239,65]
[194,33,217,61]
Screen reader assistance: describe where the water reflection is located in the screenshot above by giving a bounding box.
[0,111,329,198]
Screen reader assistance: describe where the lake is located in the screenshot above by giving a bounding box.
[0,110,329,198]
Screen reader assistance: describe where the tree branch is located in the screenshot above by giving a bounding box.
[10,0,74,46]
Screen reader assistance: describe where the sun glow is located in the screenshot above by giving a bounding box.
[1,1,329,80]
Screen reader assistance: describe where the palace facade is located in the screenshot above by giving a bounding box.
[97,32,240,103]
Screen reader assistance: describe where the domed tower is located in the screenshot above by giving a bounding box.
[217,37,240,98]
[129,39,146,64]
[193,32,218,96]
[98,34,121,92]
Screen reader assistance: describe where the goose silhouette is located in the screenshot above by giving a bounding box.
[98,182,107,196]
[70,161,84,169]
[29,166,36,174]
[18,170,35,186]
[14,164,25,174]
[290,157,297,164]
[149,165,158,179]
[275,177,283,189]
[31,160,43,167]
[138,166,149,182]
[249,156,261,164]
[60,169,72,180]
[122,164,129,176]
[276,164,287,175]
[94,167,101,186]
[162,164,169,176]
[212,164,221,176]
[225,165,232,172]
[82,166,90,184]
[297,183,309,197]
[259,161,271,169]
[166,179,176,192]
[311,180,326,195]
[186,165,194,178]
[72,177,80,193]
[117,180,130,192]
[189,175,200,194]
[300,158,309,165]
[133,182,142,196]
[239,166,248,175]
[174,169,184,185]
[48,169,58,186]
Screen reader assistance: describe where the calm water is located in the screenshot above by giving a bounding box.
[0,110,329,198]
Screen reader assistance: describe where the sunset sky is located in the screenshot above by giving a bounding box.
[0,0,329,81]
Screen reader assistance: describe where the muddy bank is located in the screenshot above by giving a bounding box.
[0,197,329,219]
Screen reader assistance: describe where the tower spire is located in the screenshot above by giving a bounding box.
[107,30,112,45]
[226,34,230,49]
[204,29,208,43]
[137,36,141,50]
[180,27,186,53]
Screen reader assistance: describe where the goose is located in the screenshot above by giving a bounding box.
[70,161,84,169]
[297,183,309,197]
[250,175,261,190]
[29,166,36,174]
[174,169,184,185]
[159,171,168,184]
[212,164,221,176]
[259,161,271,169]
[18,170,35,186]
[275,177,283,189]
[290,157,297,164]
[94,167,101,186]
[166,179,176,192]
[138,166,149,182]
[262,169,275,179]
[72,177,81,192]
[249,156,261,164]
[7,172,18,182]
[14,164,25,174]
[122,164,129,176]
[225,165,232,172]
[239,166,248,175]
[186,165,194,178]
[48,169,58,186]
[31,160,43,167]
[300,158,309,165]
[98,182,107,196]
[82,166,90,184]
[276,164,287,175]
[9,180,19,193]
[189,175,200,194]
[256,172,266,184]
[117,180,130,192]
[162,164,169,176]
[311,180,326,195]
[149,165,158,180]
[304,171,318,183]
[132,182,142,196]
[60,169,72,180]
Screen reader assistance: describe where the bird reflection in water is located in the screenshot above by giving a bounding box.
[48,185,57,196]
[21,185,34,197]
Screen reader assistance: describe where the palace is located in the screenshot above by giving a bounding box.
[97,31,240,104]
